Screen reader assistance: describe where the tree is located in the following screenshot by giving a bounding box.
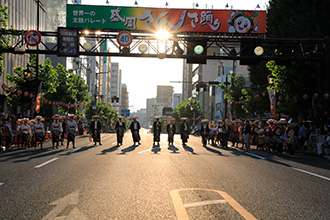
[84,96,118,131]
[5,55,89,117]
[5,55,57,115]
[250,0,330,121]
[173,98,203,128]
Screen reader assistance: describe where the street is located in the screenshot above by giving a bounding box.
[0,128,329,220]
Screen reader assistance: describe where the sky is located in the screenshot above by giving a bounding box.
[81,0,269,111]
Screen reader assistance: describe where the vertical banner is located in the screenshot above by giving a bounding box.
[35,82,43,113]
[268,89,276,119]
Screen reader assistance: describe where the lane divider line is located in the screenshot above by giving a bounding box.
[184,199,227,208]
[34,158,59,168]
[245,152,266,160]
[290,167,330,181]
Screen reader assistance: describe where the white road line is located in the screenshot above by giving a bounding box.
[184,199,227,208]
[290,167,330,181]
[0,183,4,186]
[245,152,266,160]
[69,148,82,153]
[34,158,59,168]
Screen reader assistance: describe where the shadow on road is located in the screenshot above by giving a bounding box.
[183,145,198,155]
[203,145,223,156]
[12,149,64,163]
[119,145,137,155]
[168,145,180,154]
[152,144,161,154]
[99,145,119,155]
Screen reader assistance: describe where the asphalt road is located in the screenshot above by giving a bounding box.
[0,128,329,220]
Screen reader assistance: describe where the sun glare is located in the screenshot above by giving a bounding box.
[156,30,171,40]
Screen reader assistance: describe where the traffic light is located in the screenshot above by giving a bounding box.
[187,39,207,64]
[240,39,261,65]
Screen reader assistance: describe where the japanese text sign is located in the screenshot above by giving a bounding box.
[67,5,266,34]
[57,27,79,57]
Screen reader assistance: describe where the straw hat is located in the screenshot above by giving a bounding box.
[67,114,75,118]
[218,120,224,124]
[117,116,124,119]
[154,116,162,119]
[52,114,61,119]
[277,118,287,125]
[130,115,138,119]
[168,116,175,122]
[22,118,29,122]
[225,119,233,126]
[180,117,188,120]
[267,119,276,124]
[35,115,43,120]
[201,119,209,123]
[92,115,100,119]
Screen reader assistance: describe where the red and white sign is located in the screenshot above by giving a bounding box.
[117,31,133,47]
[24,30,41,46]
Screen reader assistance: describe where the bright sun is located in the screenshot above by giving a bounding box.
[156,30,171,40]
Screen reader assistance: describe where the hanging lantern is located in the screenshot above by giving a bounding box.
[313,93,319,99]
[285,96,289,101]
[53,102,56,106]
[29,93,33,98]
[24,91,29,97]
[1,83,6,90]
[303,94,308,100]
[10,87,15,93]
[256,94,260,98]
[59,102,62,105]
[17,90,22,95]
[44,99,48,104]
[234,101,237,104]
[262,92,266,97]
[40,97,43,102]
[49,101,52,105]
[278,96,282,101]
[324,93,329,100]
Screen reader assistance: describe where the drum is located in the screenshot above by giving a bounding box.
[274,126,282,136]
[257,137,266,145]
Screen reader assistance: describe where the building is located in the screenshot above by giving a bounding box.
[0,0,46,114]
[135,108,146,127]
[110,62,122,113]
[156,85,174,106]
[121,83,129,110]
[172,93,182,109]
[185,43,251,121]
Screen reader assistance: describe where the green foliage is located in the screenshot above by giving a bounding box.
[84,96,118,124]
[5,54,89,117]
[220,71,249,119]
[173,98,203,128]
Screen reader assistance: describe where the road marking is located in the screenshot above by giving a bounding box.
[42,191,86,220]
[290,167,330,181]
[34,158,58,168]
[0,183,4,186]
[69,148,82,153]
[245,152,266,160]
[170,188,257,220]
[184,199,227,208]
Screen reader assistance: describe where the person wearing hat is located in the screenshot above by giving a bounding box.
[243,120,252,152]
[115,116,126,146]
[33,116,45,149]
[3,118,12,150]
[66,114,78,149]
[50,114,62,149]
[60,116,67,146]
[180,117,189,146]
[166,117,176,146]
[200,119,210,147]
[153,116,162,145]
[90,115,102,146]
[19,118,31,149]
[129,116,141,145]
